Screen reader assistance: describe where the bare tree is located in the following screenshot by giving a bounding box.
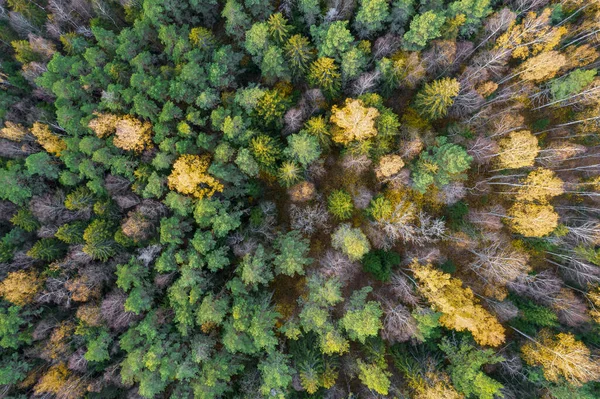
[489,299,519,322]
[68,348,89,373]
[562,221,600,246]
[508,270,562,305]
[8,12,39,37]
[0,200,17,221]
[438,182,467,205]
[378,297,418,343]
[512,0,550,13]
[318,250,360,286]
[105,174,131,195]
[137,244,162,267]
[283,106,306,133]
[289,203,330,235]
[551,288,590,327]
[340,153,372,174]
[449,90,485,118]
[467,205,506,231]
[0,138,37,158]
[372,34,401,59]
[388,272,420,306]
[468,238,531,290]
[467,135,499,165]
[351,70,381,96]
[101,290,140,331]
[546,251,600,287]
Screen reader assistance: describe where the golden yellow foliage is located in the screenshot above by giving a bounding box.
[114,115,152,152]
[375,154,405,179]
[76,303,103,326]
[34,363,70,395]
[89,114,152,152]
[288,181,316,202]
[65,275,101,302]
[496,9,567,59]
[521,330,600,385]
[31,123,67,156]
[321,362,338,389]
[319,329,350,355]
[412,371,464,399]
[515,168,564,203]
[506,202,558,237]
[475,81,498,97]
[45,322,75,360]
[563,44,599,69]
[88,112,119,138]
[167,154,223,198]
[496,130,539,169]
[330,98,380,145]
[0,270,43,306]
[0,121,28,141]
[520,51,567,82]
[589,286,600,323]
[410,261,506,347]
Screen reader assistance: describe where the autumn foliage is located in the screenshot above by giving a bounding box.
[410,261,506,346]
[167,154,223,198]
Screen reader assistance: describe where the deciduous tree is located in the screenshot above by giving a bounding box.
[168,155,223,198]
[0,270,43,306]
[330,98,379,144]
[521,330,600,385]
[506,202,558,237]
[496,130,539,169]
[410,261,506,346]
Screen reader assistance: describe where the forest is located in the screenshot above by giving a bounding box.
[0,0,600,397]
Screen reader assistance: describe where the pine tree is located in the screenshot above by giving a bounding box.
[414,78,460,120]
[327,190,354,220]
[308,57,341,96]
[284,34,314,73]
[27,238,66,262]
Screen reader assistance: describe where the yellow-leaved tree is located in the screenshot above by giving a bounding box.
[495,9,567,60]
[0,121,28,141]
[31,123,67,156]
[520,51,567,83]
[411,372,464,399]
[521,330,600,385]
[113,115,152,152]
[330,98,379,145]
[0,270,43,306]
[168,154,223,198]
[496,130,539,169]
[506,202,558,237]
[410,261,506,347]
[515,168,564,203]
[589,286,600,323]
[375,154,404,180]
[88,112,120,138]
[88,113,152,152]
